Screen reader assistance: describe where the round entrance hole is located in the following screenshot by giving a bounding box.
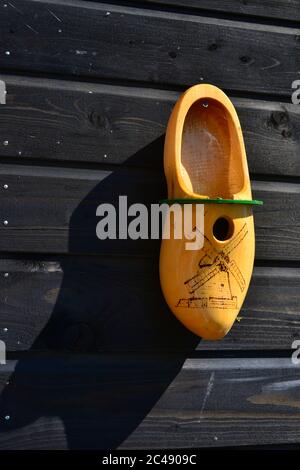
[213,216,234,241]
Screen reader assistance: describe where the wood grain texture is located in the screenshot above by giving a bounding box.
[0,164,296,260]
[139,0,300,22]
[0,75,299,175]
[254,181,300,261]
[0,258,299,352]
[0,1,299,95]
[0,357,300,449]
[123,357,300,449]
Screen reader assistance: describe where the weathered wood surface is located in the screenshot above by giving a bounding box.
[0,75,299,175]
[0,259,299,352]
[140,0,300,22]
[1,1,299,96]
[0,0,299,451]
[0,357,299,449]
[0,164,297,260]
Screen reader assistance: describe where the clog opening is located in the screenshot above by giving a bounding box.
[181,98,245,198]
[213,216,234,241]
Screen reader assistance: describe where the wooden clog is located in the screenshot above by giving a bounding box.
[160,84,262,340]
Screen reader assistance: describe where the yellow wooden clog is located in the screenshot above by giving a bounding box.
[159,84,262,340]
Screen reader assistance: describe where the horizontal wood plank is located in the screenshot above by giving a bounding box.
[0,1,299,95]
[0,164,297,260]
[0,258,299,352]
[139,0,300,22]
[0,75,299,175]
[0,357,299,449]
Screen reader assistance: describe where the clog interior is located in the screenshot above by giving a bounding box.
[181,98,244,198]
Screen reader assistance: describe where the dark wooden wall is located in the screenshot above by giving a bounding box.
[0,0,300,449]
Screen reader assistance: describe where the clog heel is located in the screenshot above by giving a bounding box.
[159,84,262,340]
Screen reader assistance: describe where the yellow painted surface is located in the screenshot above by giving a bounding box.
[160,84,255,340]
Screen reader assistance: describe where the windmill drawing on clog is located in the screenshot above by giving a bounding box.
[177,223,248,309]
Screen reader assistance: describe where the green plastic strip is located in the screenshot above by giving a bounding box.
[159,198,263,205]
